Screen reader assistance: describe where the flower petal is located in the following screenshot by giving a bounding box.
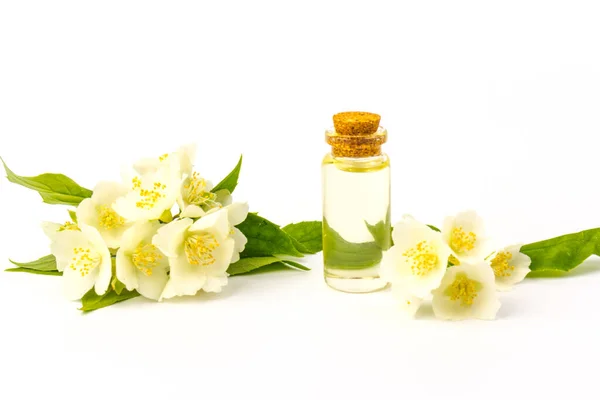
[215,190,232,206]
[201,237,234,293]
[116,249,138,291]
[91,181,128,205]
[230,227,247,263]
[180,204,206,219]
[41,221,62,240]
[160,256,207,300]
[114,163,181,222]
[118,220,168,298]
[189,208,229,238]
[226,202,249,226]
[177,143,197,178]
[63,263,98,300]
[202,275,228,293]
[133,157,161,175]
[153,218,193,257]
[136,264,169,300]
[79,224,112,296]
[442,210,490,262]
[50,230,89,272]
[391,286,423,319]
[76,198,99,229]
[391,215,418,246]
[494,244,531,291]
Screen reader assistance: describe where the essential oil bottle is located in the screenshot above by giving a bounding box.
[322,112,391,293]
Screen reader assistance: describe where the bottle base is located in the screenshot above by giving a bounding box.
[324,275,389,293]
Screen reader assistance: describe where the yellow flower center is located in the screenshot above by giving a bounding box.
[159,153,169,162]
[444,272,482,307]
[403,241,439,276]
[58,221,79,232]
[184,172,218,207]
[69,247,101,277]
[131,176,168,210]
[97,205,125,230]
[450,227,477,254]
[184,232,220,266]
[131,243,163,276]
[490,251,515,278]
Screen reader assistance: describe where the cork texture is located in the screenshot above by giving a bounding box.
[327,112,386,157]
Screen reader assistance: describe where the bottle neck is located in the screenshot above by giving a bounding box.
[325,126,387,158]
[331,144,382,158]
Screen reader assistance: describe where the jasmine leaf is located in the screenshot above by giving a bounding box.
[2,158,92,206]
[212,155,242,194]
[237,213,304,258]
[282,221,323,254]
[323,219,382,270]
[9,255,58,271]
[6,255,62,275]
[232,261,292,275]
[110,277,126,295]
[280,259,311,271]
[5,268,62,276]
[227,256,281,276]
[522,228,600,272]
[365,219,392,251]
[228,256,311,276]
[80,288,140,312]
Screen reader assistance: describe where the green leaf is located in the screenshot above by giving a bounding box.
[212,155,242,194]
[80,288,140,312]
[427,225,441,232]
[282,221,323,254]
[2,158,93,206]
[365,219,392,251]
[280,259,311,271]
[323,218,382,270]
[68,209,78,223]
[228,256,311,276]
[522,228,600,272]
[237,213,304,258]
[111,277,126,295]
[5,268,62,276]
[9,255,58,271]
[232,261,291,275]
[227,256,281,276]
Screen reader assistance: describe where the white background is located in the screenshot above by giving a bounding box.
[1,1,599,399]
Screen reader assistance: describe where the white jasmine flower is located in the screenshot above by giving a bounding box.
[177,172,220,218]
[50,224,112,300]
[134,144,196,178]
[114,155,182,221]
[381,216,452,300]
[76,181,132,248]
[432,261,500,320]
[116,221,169,300]
[42,220,79,240]
[489,244,531,291]
[442,210,489,263]
[152,208,235,300]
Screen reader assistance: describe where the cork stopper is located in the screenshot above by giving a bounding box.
[326,111,387,158]
[333,112,381,136]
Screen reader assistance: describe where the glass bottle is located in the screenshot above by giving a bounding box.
[322,112,391,293]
